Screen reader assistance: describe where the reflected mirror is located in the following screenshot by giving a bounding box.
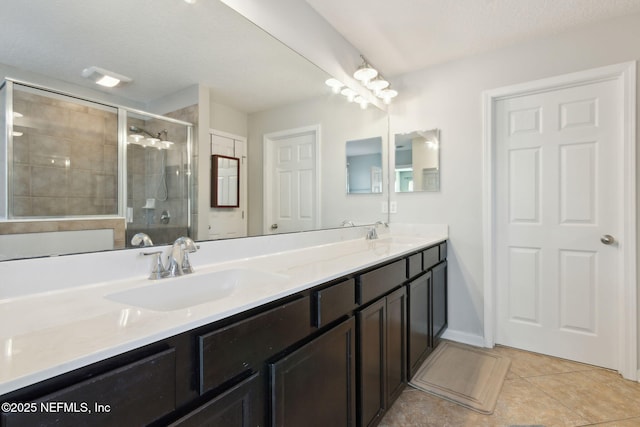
[211,155,240,208]
[346,137,383,194]
[0,0,389,261]
[394,129,440,192]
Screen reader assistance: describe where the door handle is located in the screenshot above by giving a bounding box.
[600,234,615,245]
[270,223,278,230]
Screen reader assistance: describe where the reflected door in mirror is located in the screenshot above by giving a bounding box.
[211,155,240,208]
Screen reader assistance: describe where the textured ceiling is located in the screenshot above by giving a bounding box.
[305,0,640,77]
[4,1,640,112]
[0,0,329,112]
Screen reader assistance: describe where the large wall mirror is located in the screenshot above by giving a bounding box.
[0,0,389,260]
[394,129,440,192]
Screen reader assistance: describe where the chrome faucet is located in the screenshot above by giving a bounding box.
[167,237,198,276]
[131,233,153,247]
[141,236,198,280]
[366,221,389,240]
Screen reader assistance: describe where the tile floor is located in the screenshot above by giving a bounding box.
[380,343,640,427]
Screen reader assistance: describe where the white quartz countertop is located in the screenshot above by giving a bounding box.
[0,231,446,395]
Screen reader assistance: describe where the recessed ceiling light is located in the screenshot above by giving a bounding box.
[184,0,197,4]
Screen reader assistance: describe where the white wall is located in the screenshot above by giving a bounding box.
[209,98,248,138]
[247,95,388,235]
[389,13,640,357]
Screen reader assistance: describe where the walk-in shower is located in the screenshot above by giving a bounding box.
[0,78,194,258]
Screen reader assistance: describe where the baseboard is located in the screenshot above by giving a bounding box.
[441,329,486,348]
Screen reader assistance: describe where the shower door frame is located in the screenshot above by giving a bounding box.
[1,77,194,237]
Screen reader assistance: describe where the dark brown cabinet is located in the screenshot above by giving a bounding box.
[357,286,407,427]
[270,318,356,427]
[169,373,261,427]
[198,296,310,394]
[385,287,407,405]
[407,271,431,379]
[1,241,447,427]
[358,298,386,427]
[431,261,448,347]
[1,349,176,427]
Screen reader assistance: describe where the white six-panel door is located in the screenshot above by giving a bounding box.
[495,78,621,369]
[264,126,319,234]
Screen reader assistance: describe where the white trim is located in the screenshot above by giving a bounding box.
[442,329,486,348]
[209,128,246,143]
[263,125,322,234]
[482,61,637,380]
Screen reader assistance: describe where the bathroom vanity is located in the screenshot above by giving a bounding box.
[0,229,447,427]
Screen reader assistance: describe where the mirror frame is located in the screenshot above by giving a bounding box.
[211,154,240,208]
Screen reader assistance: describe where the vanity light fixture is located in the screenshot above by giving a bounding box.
[82,66,132,88]
[340,87,357,102]
[353,57,378,86]
[366,76,390,95]
[325,78,344,94]
[379,87,398,105]
[353,55,399,105]
[325,55,398,108]
[354,95,369,110]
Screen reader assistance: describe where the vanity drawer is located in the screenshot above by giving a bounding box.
[439,241,447,261]
[407,253,422,279]
[423,246,440,271]
[359,259,405,305]
[198,296,310,395]
[313,278,356,327]
[1,349,176,427]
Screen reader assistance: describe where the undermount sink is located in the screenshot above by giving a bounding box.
[105,268,289,312]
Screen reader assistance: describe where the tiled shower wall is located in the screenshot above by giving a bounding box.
[11,88,118,217]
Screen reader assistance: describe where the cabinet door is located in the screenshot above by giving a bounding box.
[170,373,261,427]
[1,349,176,427]
[270,317,356,427]
[358,298,386,427]
[431,261,448,346]
[407,271,431,379]
[386,287,407,406]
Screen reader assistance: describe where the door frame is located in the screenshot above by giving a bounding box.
[263,124,321,234]
[209,129,248,238]
[482,62,637,380]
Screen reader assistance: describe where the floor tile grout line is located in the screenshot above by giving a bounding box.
[576,415,640,426]
[521,374,594,425]
[513,366,603,380]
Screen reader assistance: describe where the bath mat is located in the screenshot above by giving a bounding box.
[409,341,511,414]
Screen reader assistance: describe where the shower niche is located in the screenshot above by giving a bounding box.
[0,79,193,256]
